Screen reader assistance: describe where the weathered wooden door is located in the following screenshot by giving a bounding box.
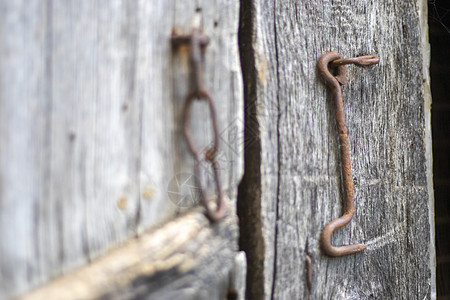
[0,0,434,299]
[0,1,243,299]
[238,0,435,299]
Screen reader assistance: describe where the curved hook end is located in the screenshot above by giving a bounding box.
[320,216,366,257]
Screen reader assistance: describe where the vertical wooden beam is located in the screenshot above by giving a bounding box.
[239,0,434,298]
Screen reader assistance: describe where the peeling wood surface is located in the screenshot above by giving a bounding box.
[19,211,239,300]
[0,1,242,299]
[238,0,434,299]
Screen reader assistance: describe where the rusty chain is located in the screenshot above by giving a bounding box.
[172,28,227,222]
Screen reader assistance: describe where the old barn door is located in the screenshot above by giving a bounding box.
[0,0,434,299]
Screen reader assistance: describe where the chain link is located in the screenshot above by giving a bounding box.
[172,28,227,222]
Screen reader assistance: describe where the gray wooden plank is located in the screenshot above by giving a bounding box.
[238,0,434,298]
[0,1,51,295]
[0,0,242,298]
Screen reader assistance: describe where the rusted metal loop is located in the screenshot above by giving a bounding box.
[182,89,219,161]
[317,52,348,86]
[317,51,379,257]
[194,160,227,222]
[182,88,226,222]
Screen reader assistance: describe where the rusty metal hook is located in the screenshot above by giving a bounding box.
[317,51,379,257]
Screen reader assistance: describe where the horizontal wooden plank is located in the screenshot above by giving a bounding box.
[18,210,241,300]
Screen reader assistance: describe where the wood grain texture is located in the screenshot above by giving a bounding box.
[0,0,243,299]
[18,210,240,300]
[238,0,434,299]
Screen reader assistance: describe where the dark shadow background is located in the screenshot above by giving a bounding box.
[429,0,450,298]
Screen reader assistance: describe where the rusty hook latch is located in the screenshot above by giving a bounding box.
[317,51,379,257]
[171,28,227,222]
